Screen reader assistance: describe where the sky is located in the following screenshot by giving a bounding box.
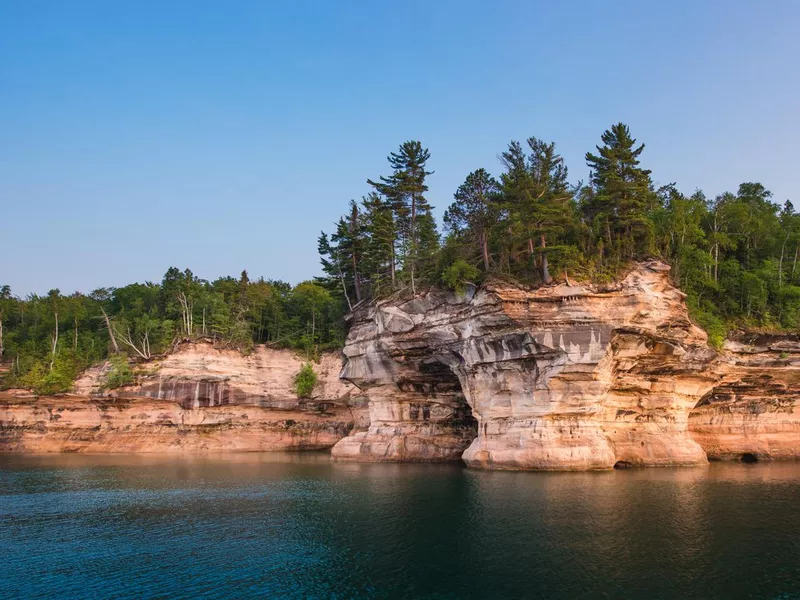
[1,0,798,295]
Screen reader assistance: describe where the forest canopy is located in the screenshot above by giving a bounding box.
[319,122,799,347]
[2,121,797,394]
[0,272,344,394]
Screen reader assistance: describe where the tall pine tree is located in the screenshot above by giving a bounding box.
[500,137,574,283]
[444,168,501,271]
[368,141,439,291]
[584,123,656,261]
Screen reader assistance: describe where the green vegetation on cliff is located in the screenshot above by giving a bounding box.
[0,274,343,394]
[319,123,800,346]
[3,123,797,395]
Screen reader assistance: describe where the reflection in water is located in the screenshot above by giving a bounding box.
[1,455,800,599]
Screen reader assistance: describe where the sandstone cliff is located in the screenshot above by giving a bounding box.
[4,264,799,467]
[689,335,800,461]
[1,345,368,453]
[331,261,800,469]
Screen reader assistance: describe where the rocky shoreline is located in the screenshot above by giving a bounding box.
[2,262,799,469]
[331,261,800,469]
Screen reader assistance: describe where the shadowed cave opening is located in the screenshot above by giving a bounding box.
[740,453,759,463]
[414,359,478,437]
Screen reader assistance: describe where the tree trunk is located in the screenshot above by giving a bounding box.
[333,248,353,311]
[50,312,59,371]
[351,253,362,303]
[101,307,120,353]
[350,203,362,302]
[792,245,799,284]
[540,235,552,284]
[0,318,4,358]
[390,243,396,286]
[779,233,789,288]
[73,317,78,351]
[481,228,490,271]
[410,191,417,295]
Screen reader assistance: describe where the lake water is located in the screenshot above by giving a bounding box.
[1,454,799,599]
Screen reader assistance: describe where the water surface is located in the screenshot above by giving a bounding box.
[1,454,799,599]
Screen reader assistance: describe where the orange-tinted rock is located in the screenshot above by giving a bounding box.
[0,394,356,453]
[2,345,368,453]
[688,336,800,461]
[333,261,720,469]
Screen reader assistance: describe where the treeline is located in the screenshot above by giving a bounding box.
[0,270,344,394]
[319,123,799,346]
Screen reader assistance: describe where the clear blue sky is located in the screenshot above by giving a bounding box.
[2,0,798,295]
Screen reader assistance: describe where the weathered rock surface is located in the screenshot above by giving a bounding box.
[332,261,722,469]
[0,395,359,453]
[688,335,800,461]
[332,261,800,469]
[2,345,368,453]
[75,342,355,409]
[5,266,800,465]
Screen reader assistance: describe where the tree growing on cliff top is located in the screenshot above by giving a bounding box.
[368,141,439,292]
[500,137,575,283]
[444,168,501,272]
[584,123,657,262]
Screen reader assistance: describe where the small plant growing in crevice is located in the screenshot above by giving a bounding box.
[293,363,318,399]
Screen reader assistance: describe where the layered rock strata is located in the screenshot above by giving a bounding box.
[0,395,357,453]
[1,345,367,453]
[333,261,722,469]
[75,343,355,409]
[689,335,800,461]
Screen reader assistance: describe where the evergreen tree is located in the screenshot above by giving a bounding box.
[361,192,396,292]
[500,137,574,283]
[585,123,657,261]
[368,141,439,291]
[444,168,501,271]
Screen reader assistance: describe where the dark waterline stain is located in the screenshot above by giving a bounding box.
[1,454,800,599]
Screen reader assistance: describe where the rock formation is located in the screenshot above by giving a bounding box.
[689,335,800,461]
[75,342,355,410]
[4,264,800,466]
[1,344,368,453]
[0,395,357,453]
[332,261,800,469]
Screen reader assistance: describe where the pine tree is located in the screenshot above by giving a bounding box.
[360,192,396,293]
[368,141,439,292]
[585,123,656,261]
[444,168,501,271]
[500,137,574,283]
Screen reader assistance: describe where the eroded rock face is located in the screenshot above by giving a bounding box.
[2,345,368,453]
[688,335,800,461]
[333,261,724,469]
[75,342,356,409]
[0,395,357,453]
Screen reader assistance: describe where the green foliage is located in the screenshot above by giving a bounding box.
[441,260,481,294]
[17,354,79,396]
[293,363,318,398]
[5,124,799,395]
[104,354,134,390]
[1,269,345,393]
[319,126,799,346]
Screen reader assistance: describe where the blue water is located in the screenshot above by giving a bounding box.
[1,454,799,599]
